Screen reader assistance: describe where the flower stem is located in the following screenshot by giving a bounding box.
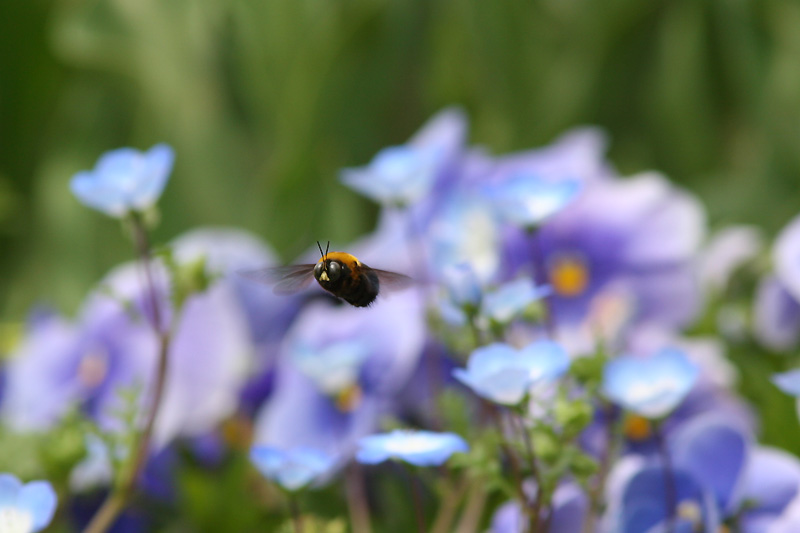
[509,409,546,529]
[582,402,621,533]
[83,213,172,533]
[403,466,427,533]
[345,464,373,533]
[488,404,538,531]
[288,493,303,533]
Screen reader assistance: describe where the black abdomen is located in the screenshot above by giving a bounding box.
[344,269,380,307]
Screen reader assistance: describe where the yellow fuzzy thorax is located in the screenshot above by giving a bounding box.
[318,251,361,267]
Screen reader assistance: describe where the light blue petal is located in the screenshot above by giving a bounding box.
[250,446,286,474]
[772,369,800,396]
[249,446,333,491]
[340,145,439,205]
[467,367,532,405]
[356,431,468,466]
[602,349,698,418]
[18,481,57,531]
[519,340,570,383]
[70,144,174,217]
[482,278,549,323]
[130,143,175,210]
[443,263,482,307]
[466,343,519,376]
[487,176,582,228]
[0,474,22,508]
[70,171,129,216]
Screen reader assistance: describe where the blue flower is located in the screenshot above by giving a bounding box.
[70,144,174,217]
[341,146,441,206]
[480,278,551,324]
[356,430,468,467]
[249,446,334,491]
[602,348,698,418]
[453,341,569,405]
[340,108,467,207]
[442,263,482,308]
[772,369,800,396]
[486,175,582,229]
[0,474,57,533]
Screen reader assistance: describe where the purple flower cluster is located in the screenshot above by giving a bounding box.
[4,110,800,532]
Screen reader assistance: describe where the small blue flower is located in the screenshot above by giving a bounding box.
[772,369,800,396]
[291,339,371,395]
[0,474,57,533]
[453,341,569,405]
[602,348,699,418]
[249,446,335,491]
[356,430,468,467]
[481,278,551,324]
[70,143,174,217]
[442,263,482,308]
[341,146,441,206]
[485,175,582,229]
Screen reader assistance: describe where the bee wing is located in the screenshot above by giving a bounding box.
[237,264,316,294]
[370,268,415,292]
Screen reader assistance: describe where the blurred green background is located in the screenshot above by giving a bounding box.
[2,0,800,320]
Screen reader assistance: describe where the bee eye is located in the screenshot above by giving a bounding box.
[327,261,341,281]
[313,262,324,279]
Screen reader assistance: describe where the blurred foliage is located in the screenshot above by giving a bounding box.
[2,0,800,320]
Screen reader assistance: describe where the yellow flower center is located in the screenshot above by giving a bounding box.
[335,384,363,412]
[548,254,589,297]
[78,347,109,388]
[624,414,652,441]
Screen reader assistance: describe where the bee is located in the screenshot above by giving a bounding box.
[240,241,413,307]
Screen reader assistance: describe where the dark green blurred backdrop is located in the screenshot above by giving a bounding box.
[2,0,800,319]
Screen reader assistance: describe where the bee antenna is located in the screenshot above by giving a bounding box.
[317,240,330,274]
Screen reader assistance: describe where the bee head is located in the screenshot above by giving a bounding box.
[314,241,341,284]
[314,260,341,283]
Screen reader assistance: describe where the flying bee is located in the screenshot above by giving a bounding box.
[240,241,413,307]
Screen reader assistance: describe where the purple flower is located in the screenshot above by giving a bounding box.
[2,260,252,449]
[487,127,614,186]
[502,173,705,345]
[699,225,763,293]
[356,430,468,467]
[252,289,426,468]
[754,213,800,350]
[491,482,588,533]
[0,474,57,533]
[607,414,800,533]
[70,144,174,217]
[754,275,800,351]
